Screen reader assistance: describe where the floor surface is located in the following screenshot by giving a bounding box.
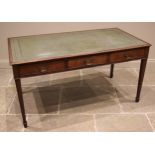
[0,61,155,132]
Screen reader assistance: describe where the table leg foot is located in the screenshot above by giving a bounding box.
[110,64,114,78]
[23,121,28,128]
[135,97,140,102]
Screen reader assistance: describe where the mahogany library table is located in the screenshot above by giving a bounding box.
[8,28,151,128]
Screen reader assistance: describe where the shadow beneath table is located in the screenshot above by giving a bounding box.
[22,71,120,114]
[24,72,115,114]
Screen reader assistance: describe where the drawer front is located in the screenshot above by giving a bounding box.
[19,61,65,77]
[68,54,109,69]
[110,48,146,63]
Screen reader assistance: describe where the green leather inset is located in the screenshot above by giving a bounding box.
[10,28,149,64]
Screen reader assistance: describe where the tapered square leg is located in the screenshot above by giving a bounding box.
[135,59,148,102]
[14,78,28,128]
[110,64,114,78]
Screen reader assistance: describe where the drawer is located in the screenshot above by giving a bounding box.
[18,60,65,77]
[68,54,109,69]
[110,48,146,63]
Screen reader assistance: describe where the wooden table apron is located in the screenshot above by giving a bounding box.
[8,28,151,128]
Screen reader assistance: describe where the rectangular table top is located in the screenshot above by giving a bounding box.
[9,28,150,65]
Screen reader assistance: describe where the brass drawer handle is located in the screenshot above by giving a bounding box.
[40,66,48,73]
[124,53,132,60]
[84,59,94,66]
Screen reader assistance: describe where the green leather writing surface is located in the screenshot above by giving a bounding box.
[10,28,149,64]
